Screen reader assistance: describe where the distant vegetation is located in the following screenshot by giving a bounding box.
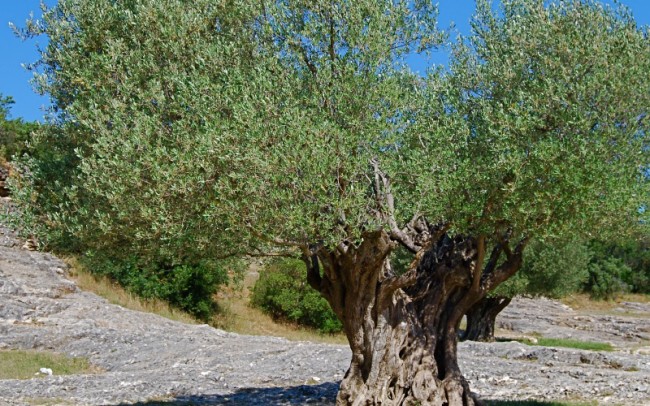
[584,237,650,300]
[78,253,232,321]
[0,94,37,164]
[251,259,343,334]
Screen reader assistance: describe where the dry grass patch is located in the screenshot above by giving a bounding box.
[23,399,76,406]
[0,350,99,380]
[64,257,198,325]
[561,293,650,317]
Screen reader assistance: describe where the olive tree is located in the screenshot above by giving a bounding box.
[462,238,592,342]
[18,0,649,404]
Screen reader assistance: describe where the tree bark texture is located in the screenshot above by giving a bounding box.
[305,227,526,405]
[461,296,512,342]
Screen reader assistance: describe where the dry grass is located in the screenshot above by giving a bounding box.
[212,270,348,345]
[23,399,76,406]
[0,350,99,380]
[63,257,198,325]
[562,293,650,314]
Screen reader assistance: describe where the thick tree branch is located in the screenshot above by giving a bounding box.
[371,158,419,253]
[482,236,530,292]
[470,235,486,293]
[483,243,504,275]
[303,251,323,292]
[378,268,417,312]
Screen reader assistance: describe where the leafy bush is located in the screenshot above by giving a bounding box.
[83,254,230,321]
[584,257,631,300]
[582,237,650,300]
[590,238,650,294]
[251,259,342,333]
[492,238,591,299]
[0,94,37,163]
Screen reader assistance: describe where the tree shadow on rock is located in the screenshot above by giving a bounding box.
[484,400,596,406]
[125,382,339,405]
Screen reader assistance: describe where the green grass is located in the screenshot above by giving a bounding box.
[534,338,614,352]
[0,350,97,379]
[500,336,614,352]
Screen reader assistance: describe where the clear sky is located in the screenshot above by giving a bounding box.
[1,0,649,122]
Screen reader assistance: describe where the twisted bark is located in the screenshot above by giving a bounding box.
[461,296,512,342]
[307,230,492,405]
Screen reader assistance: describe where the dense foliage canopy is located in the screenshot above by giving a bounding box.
[18,0,648,268]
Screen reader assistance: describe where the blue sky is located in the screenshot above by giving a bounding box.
[1,0,649,122]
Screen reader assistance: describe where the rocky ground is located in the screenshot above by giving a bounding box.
[1,197,649,405]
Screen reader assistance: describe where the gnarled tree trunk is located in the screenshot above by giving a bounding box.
[305,227,527,405]
[461,296,512,342]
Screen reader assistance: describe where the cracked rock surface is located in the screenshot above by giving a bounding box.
[1,202,649,405]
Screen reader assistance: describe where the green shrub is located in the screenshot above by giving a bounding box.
[83,254,229,321]
[585,257,630,300]
[582,238,650,298]
[251,259,342,334]
[0,94,37,163]
[493,238,591,299]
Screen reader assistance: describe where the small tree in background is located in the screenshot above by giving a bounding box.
[0,94,38,200]
[462,238,591,342]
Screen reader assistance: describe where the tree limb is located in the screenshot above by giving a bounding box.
[482,236,530,292]
[303,251,323,292]
[370,158,419,253]
[470,235,486,293]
